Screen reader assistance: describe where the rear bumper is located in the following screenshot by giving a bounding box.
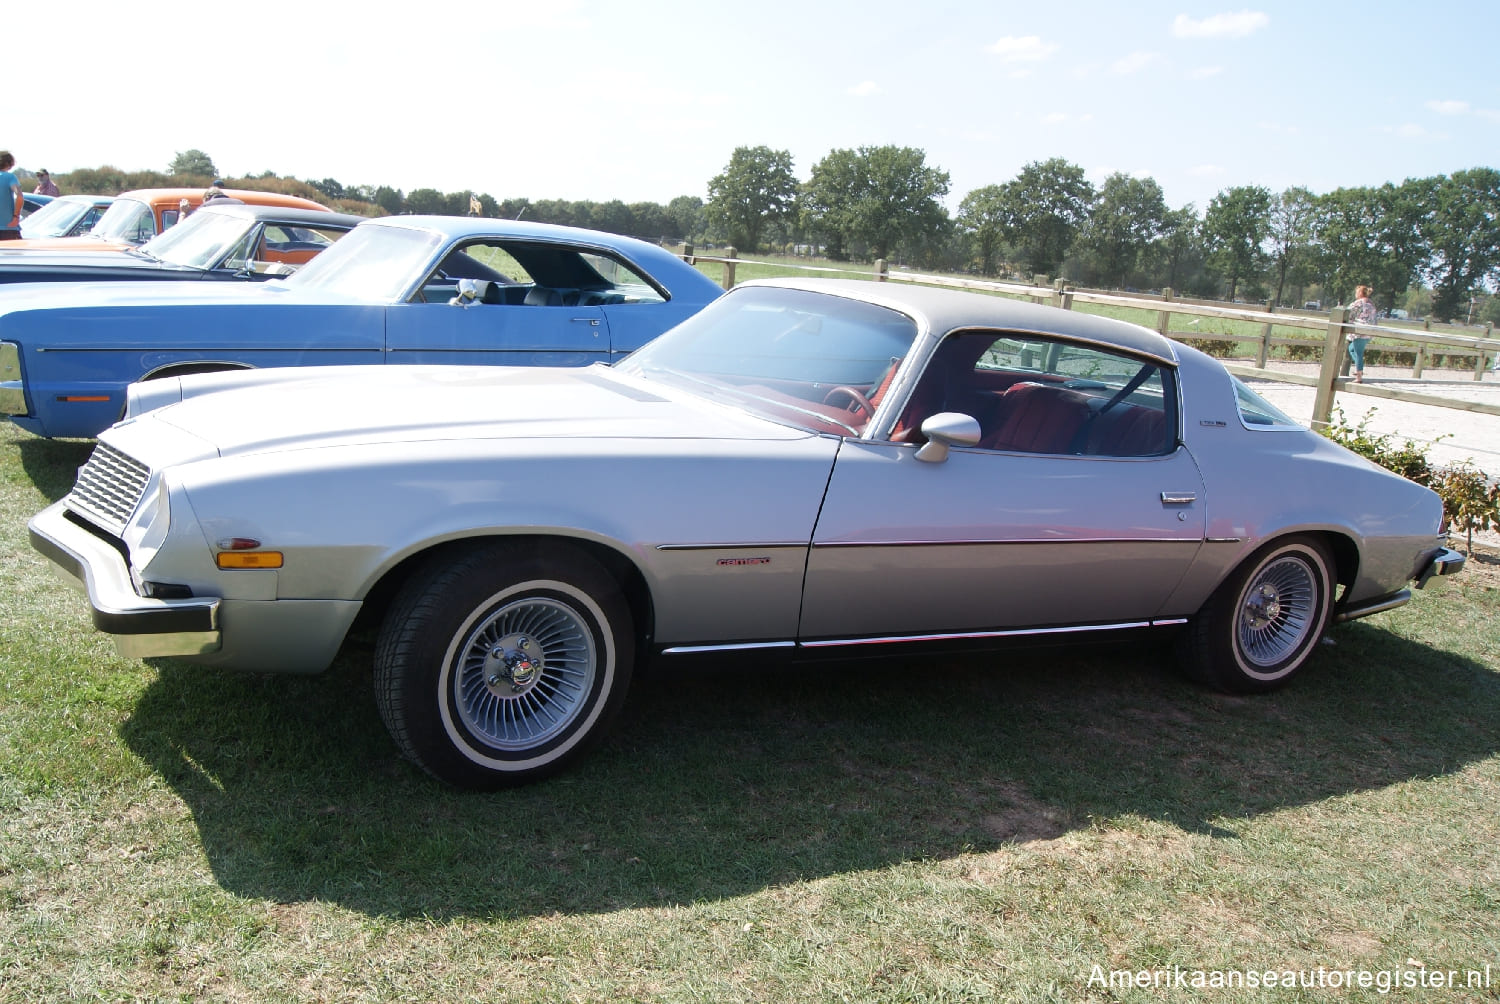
[28,500,221,659]
[1415,546,1466,588]
[1336,546,1467,624]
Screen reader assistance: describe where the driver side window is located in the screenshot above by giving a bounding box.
[892,331,1175,457]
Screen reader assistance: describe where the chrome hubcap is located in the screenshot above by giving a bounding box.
[454,596,597,751]
[1236,555,1317,669]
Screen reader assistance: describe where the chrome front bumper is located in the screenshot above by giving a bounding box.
[28,500,221,659]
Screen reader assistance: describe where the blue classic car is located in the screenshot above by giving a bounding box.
[0,202,364,285]
[17,194,115,239]
[0,216,723,439]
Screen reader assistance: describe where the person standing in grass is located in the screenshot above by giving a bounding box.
[1347,284,1377,383]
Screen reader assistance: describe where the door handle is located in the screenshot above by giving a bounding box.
[569,317,600,326]
[1160,492,1197,505]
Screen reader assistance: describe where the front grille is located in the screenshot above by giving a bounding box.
[67,443,152,534]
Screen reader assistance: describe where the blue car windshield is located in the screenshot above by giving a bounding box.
[618,285,919,433]
[281,223,444,301]
[19,197,93,238]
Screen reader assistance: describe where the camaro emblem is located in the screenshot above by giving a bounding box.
[717,557,771,566]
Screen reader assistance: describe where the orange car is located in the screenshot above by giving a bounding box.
[4,187,328,251]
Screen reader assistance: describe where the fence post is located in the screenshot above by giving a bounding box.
[683,243,694,265]
[874,259,888,282]
[722,246,737,290]
[1156,288,1174,338]
[1257,320,1273,368]
[1475,322,1495,381]
[1413,342,1426,379]
[1312,306,1349,429]
[1053,278,1070,310]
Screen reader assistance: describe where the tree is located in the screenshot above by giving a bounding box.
[1202,185,1271,300]
[1149,205,1203,293]
[1313,182,1428,309]
[956,184,1008,276]
[705,146,798,252]
[1419,168,1500,322]
[406,188,449,214]
[1073,173,1167,288]
[309,177,345,201]
[802,145,950,262]
[169,149,217,178]
[665,195,704,243]
[1264,187,1318,306]
[995,158,1094,279]
[373,186,405,215]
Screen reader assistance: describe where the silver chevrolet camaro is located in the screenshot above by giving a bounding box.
[30,279,1465,788]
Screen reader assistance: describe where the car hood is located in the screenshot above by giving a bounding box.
[121,364,814,461]
[0,249,191,272]
[0,276,323,313]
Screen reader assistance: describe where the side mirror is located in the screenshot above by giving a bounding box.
[914,412,981,463]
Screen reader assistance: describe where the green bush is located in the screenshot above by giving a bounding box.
[1181,337,1240,358]
[1432,462,1500,554]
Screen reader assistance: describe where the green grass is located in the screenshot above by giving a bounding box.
[2,421,1498,1002]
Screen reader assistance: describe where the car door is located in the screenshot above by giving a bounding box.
[798,331,1206,643]
[384,240,613,366]
[800,443,1206,642]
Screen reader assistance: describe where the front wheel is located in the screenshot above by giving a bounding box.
[374,541,635,788]
[1179,536,1335,693]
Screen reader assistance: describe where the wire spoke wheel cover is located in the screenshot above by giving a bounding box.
[375,542,634,789]
[1180,536,1334,693]
[443,586,603,755]
[1234,555,1318,669]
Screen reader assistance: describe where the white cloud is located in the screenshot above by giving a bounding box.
[1171,10,1270,39]
[1188,164,1226,177]
[1041,112,1070,124]
[847,81,881,97]
[1477,108,1500,124]
[1112,51,1158,74]
[986,35,1059,62]
[1389,123,1445,140]
[1188,65,1224,79]
[1426,99,1470,115]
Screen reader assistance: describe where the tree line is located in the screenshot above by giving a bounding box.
[52,147,1500,325]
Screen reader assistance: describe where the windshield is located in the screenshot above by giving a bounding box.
[282,222,442,300]
[138,210,252,269]
[89,199,159,244]
[19,197,96,238]
[618,285,919,435]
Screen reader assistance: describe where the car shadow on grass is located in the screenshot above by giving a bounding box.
[16,436,95,503]
[118,621,1500,922]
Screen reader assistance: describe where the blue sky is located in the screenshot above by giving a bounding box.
[13,0,1496,213]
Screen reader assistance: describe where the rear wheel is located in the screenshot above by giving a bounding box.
[374,540,634,788]
[1179,536,1334,693]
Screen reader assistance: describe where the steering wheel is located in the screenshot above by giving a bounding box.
[823,385,875,419]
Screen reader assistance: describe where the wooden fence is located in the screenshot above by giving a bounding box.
[679,246,1500,427]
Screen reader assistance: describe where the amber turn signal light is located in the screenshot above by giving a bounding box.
[216,551,284,569]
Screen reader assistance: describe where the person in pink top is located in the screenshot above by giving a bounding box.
[33,169,59,197]
[1346,284,1377,383]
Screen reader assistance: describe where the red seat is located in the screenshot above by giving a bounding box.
[1087,405,1167,456]
[979,383,1092,453]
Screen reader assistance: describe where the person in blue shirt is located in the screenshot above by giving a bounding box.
[0,151,22,240]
